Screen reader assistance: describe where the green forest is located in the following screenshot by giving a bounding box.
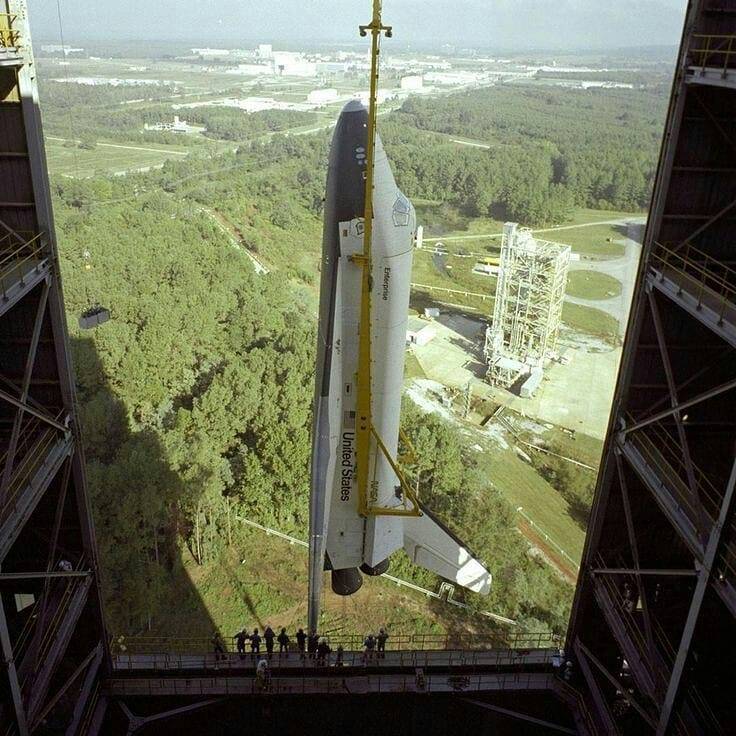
[49,79,667,639]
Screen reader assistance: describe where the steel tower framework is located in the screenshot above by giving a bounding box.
[567,1,736,733]
[0,3,108,734]
[485,223,570,387]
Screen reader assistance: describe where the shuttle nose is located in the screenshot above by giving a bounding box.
[342,99,366,114]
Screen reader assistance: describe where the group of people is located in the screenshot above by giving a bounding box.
[230,626,293,660]
[211,626,390,666]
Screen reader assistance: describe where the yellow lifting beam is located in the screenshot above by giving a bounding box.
[353,1,420,519]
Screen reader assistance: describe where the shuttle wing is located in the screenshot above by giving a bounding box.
[403,506,491,595]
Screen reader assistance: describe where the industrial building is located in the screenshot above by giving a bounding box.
[1,1,735,735]
[401,74,424,90]
[406,316,437,347]
[143,115,201,134]
[306,88,339,105]
[272,51,317,77]
[257,44,273,59]
[484,222,570,391]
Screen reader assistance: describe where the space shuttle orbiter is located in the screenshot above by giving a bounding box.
[307,99,491,631]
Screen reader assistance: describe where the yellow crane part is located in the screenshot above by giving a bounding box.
[353,1,420,519]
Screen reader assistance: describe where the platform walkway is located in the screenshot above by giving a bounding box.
[109,646,561,698]
[113,646,557,673]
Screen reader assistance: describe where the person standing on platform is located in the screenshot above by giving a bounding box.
[307,630,319,660]
[277,627,290,657]
[250,628,262,658]
[296,628,307,659]
[212,631,226,664]
[264,625,275,658]
[377,628,389,658]
[234,628,249,660]
[317,637,332,666]
[363,633,376,664]
[256,657,271,691]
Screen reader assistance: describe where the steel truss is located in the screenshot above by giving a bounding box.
[567,2,736,733]
[0,2,108,734]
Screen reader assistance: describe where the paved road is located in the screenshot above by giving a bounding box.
[45,136,189,156]
[566,221,644,334]
[423,216,645,244]
[451,139,491,149]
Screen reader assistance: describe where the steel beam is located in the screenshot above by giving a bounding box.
[655,457,736,735]
[0,386,68,432]
[591,576,657,698]
[621,376,736,436]
[572,640,620,736]
[619,440,703,559]
[84,696,109,736]
[0,432,74,562]
[617,451,658,669]
[463,698,577,734]
[0,570,91,581]
[647,289,711,544]
[577,641,657,730]
[64,644,103,736]
[26,577,92,722]
[0,279,49,501]
[591,568,697,577]
[0,591,29,735]
[31,643,100,729]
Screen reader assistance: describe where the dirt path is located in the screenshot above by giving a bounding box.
[517,520,579,585]
[202,207,270,274]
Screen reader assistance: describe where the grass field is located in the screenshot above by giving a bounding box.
[486,446,586,563]
[149,524,490,642]
[404,352,428,380]
[45,138,191,177]
[546,223,628,259]
[562,302,620,343]
[566,270,622,300]
[416,204,641,261]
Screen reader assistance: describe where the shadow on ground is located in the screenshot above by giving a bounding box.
[71,336,219,642]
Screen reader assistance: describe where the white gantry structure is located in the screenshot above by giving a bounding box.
[484,222,570,392]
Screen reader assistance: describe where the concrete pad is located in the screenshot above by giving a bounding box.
[410,312,620,440]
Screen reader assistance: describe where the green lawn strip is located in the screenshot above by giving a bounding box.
[487,448,586,562]
[566,270,622,300]
[404,352,427,380]
[562,302,619,342]
[46,139,192,177]
[548,223,626,259]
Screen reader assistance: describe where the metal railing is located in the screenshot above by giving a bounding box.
[626,416,736,585]
[0,232,46,301]
[112,630,562,657]
[0,411,69,526]
[650,619,725,736]
[12,557,88,684]
[689,34,736,76]
[106,670,556,697]
[0,12,21,49]
[594,556,726,735]
[650,241,736,325]
[625,415,721,531]
[112,646,559,675]
[553,679,600,736]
